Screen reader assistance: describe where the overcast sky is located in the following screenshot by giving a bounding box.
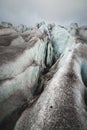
[0,0,87,26]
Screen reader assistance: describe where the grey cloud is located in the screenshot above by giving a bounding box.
[0,0,87,26]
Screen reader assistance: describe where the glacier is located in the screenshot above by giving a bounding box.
[0,22,87,130]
